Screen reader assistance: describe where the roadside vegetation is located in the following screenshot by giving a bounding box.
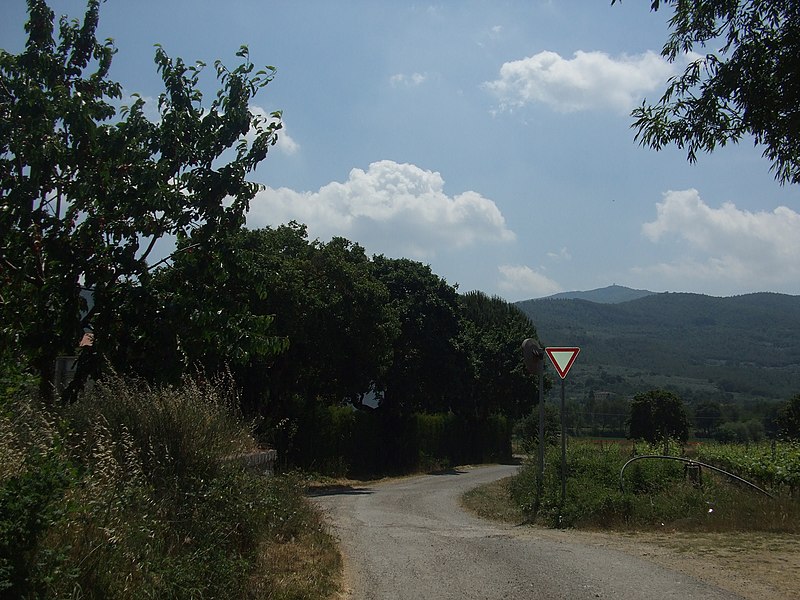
[464,439,800,533]
[0,372,340,599]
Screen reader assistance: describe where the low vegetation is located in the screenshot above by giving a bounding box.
[0,373,340,599]
[473,440,800,532]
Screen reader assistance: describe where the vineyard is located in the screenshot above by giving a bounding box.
[694,442,800,493]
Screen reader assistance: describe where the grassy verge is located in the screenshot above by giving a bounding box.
[460,476,526,524]
[0,373,340,599]
[464,441,800,533]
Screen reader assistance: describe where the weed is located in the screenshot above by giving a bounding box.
[0,373,340,599]
[509,440,800,531]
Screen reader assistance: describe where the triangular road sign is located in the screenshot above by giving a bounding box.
[545,347,580,379]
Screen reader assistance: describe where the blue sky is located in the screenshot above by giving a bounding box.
[3,1,800,300]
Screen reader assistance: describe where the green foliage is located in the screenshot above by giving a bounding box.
[694,400,723,436]
[713,419,765,443]
[613,0,800,184]
[372,256,464,414]
[0,0,282,397]
[0,448,77,597]
[777,394,800,440]
[0,374,337,599]
[696,441,800,491]
[628,389,690,444]
[65,372,255,493]
[289,405,511,477]
[459,291,541,419]
[510,440,800,531]
[510,441,691,528]
[138,224,395,413]
[513,405,560,454]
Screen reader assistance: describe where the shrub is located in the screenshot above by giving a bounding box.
[0,373,338,599]
[288,405,511,477]
[511,441,696,529]
[510,439,800,531]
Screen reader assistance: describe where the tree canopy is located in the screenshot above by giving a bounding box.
[459,291,541,419]
[614,0,800,184]
[0,0,282,397]
[777,394,800,440]
[372,256,465,414]
[627,389,690,444]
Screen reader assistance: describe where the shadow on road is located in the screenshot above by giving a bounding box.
[429,468,468,476]
[306,485,375,497]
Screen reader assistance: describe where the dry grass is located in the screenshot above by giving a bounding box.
[0,374,342,599]
[460,476,526,524]
[251,528,342,600]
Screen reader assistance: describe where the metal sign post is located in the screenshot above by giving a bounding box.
[544,347,580,516]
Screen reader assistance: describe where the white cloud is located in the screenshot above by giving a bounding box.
[119,92,160,122]
[637,189,800,291]
[547,247,572,262]
[484,50,675,113]
[498,265,562,299]
[247,160,515,259]
[390,72,428,87]
[248,105,299,155]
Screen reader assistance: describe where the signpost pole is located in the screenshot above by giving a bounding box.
[544,347,580,524]
[560,378,566,510]
[538,368,544,506]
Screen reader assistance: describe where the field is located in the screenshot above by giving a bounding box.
[694,441,800,492]
[507,439,800,531]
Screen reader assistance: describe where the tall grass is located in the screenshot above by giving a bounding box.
[0,373,339,599]
[510,440,800,531]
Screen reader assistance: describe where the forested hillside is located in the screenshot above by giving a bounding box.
[517,292,800,403]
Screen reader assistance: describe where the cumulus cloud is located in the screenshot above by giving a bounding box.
[498,265,562,299]
[247,160,515,259]
[248,105,299,155]
[638,189,800,291]
[484,50,675,113]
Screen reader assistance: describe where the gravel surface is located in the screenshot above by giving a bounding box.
[311,464,744,600]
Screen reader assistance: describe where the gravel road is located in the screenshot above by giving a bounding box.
[311,464,744,600]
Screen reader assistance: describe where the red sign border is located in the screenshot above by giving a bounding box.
[545,347,580,379]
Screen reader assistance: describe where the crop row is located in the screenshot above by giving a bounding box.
[694,441,800,491]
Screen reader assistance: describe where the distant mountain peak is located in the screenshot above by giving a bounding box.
[534,285,656,304]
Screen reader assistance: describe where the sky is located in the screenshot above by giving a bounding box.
[3,0,800,301]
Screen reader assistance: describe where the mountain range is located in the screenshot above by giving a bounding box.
[516,286,800,403]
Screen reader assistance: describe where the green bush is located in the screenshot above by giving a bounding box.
[510,441,700,528]
[0,373,335,599]
[288,405,511,477]
[513,406,560,454]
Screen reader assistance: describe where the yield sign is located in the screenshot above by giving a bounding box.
[545,347,580,379]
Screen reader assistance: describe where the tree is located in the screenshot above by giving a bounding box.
[613,0,800,184]
[458,291,541,419]
[627,389,690,444]
[371,256,465,414]
[694,399,723,437]
[0,0,282,398]
[125,224,396,417]
[776,394,800,440]
[109,228,290,387]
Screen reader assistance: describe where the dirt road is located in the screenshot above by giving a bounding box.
[312,464,744,600]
